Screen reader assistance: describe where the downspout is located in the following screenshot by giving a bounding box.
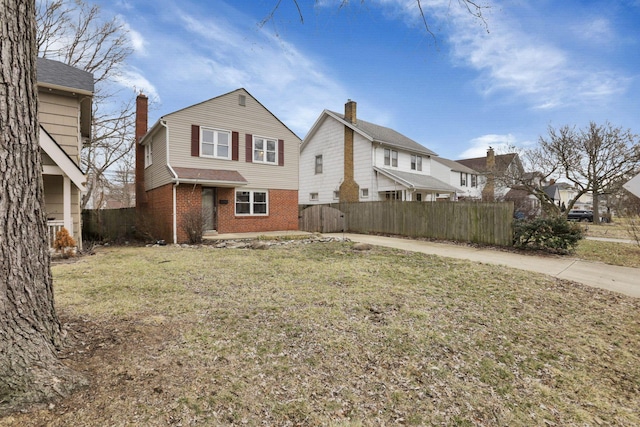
[160,119,180,244]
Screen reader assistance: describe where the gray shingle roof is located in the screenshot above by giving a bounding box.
[37,57,94,93]
[433,156,478,174]
[375,167,459,193]
[329,111,437,157]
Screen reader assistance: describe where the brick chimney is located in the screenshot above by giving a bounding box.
[339,100,360,203]
[135,93,148,209]
[482,146,496,202]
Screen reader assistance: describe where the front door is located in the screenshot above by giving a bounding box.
[202,188,217,231]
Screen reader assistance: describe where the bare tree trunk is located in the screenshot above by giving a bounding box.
[0,0,84,412]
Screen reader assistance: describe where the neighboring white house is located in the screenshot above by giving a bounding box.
[431,156,482,200]
[300,100,477,204]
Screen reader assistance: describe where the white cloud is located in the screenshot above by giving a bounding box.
[113,68,159,101]
[116,2,348,137]
[371,0,630,110]
[458,133,518,159]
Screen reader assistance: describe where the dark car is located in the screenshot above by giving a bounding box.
[567,210,593,222]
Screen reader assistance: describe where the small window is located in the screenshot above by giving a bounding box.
[315,155,323,174]
[361,188,369,198]
[416,193,422,202]
[411,155,422,171]
[201,127,231,159]
[333,191,340,200]
[460,172,467,186]
[253,136,278,164]
[471,174,477,187]
[236,190,268,215]
[310,192,319,201]
[144,142,152,168]
[239,94,246,106]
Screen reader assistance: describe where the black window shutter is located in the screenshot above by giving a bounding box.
[232,131,239,161]
[245,134,253,163]
[191,125,199,157]
[278,139,284,166]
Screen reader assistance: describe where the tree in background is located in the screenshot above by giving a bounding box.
[37,0,136,209]
[1,0,85,411]
[539,122,640,222]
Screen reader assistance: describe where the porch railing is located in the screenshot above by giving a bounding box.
[47,220,65,248]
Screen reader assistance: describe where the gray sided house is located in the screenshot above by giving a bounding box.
[136,89,301,244]
[37,57,93,248]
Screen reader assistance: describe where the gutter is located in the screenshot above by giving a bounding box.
[160,119,179,245]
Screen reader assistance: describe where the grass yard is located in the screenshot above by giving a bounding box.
[2,241,639,426]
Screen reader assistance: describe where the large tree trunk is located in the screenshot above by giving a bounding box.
[0,0,84,412]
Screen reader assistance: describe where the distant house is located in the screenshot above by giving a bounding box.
[300,100,473,204]
[37,57,93,248]
[431,157,482,200]
[457,148,522,201]
[135,88,301,243]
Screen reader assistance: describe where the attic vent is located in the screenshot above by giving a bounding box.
[239,94,246,106]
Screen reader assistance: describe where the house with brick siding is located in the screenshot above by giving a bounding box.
[300,100,475,205]
[135,89,301,243]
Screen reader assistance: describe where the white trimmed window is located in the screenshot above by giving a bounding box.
[236,190,268,215]
[310,192,319,201]
[201,127,230,159]
[361,188,369,198]
[315,155,323,174]
[253,136,277,164]
[333,191,340,200]
[144,142,152,168]
[384,149,398,167]
[471,174,477,187]
[411,155,422,171]
[460,172,468,186]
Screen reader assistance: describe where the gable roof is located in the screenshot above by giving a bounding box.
[304,109,437,157]
[36,57,94,94]
[456,153,518,173]
[144,88,300,144]
[374,167,459,193]
[432,156,478,174]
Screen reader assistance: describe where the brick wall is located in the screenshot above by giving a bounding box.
[141,184,173,242]
[215,188,299,235]
[144,185,299,243]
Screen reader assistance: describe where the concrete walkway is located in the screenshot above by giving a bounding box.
[325,233,640,298]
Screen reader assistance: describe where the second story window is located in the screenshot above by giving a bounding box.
[471,174,477,187]
[384,148,398,167]
[201,127,230,159]
[144,142,152,168]
[460,172,468,186]
[253,136,277,164]
[315,155,323,174]
[411,155,422,171]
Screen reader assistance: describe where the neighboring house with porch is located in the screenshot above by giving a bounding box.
[299,100,464,205]
[431,156,481,200]
[37,57,92,248]
[135,88,300,244]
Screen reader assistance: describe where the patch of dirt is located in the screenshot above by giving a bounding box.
[0,314,179,426]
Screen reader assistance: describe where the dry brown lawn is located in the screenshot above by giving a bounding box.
[1,241,639,426]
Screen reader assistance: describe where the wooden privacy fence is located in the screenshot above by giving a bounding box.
[301,201,514,246]
[299,205,345,233]
[82,207,137,242]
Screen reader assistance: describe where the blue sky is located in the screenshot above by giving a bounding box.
[96,0,639,160]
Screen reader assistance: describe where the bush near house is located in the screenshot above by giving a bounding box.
[513,216,583,254]
[53,227,76,258]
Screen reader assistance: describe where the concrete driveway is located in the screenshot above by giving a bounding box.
[325,233,640,298]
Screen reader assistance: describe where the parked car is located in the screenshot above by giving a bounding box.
[567,209,593,222]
